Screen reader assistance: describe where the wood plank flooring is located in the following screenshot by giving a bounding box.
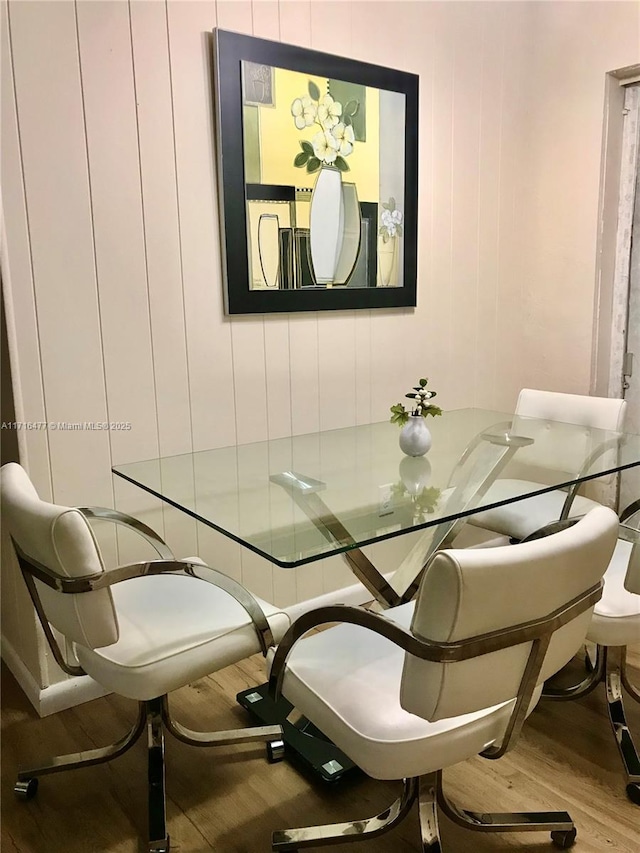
[2,650,639,853]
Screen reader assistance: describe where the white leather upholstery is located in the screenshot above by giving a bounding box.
[0,462,118,648]
[277,507,618,782]
[276,602,541,780]
[77,573,289,701]
[1,462,290,701]
[469,479,600,541]
[587,538,640,647]
[402,507,618,720]
[469,389,626,541]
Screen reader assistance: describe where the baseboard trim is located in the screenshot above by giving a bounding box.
[2,576,387,717]
[1,635,108,717]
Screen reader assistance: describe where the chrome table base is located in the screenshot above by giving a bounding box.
[544,644,640,804]
[15,694,283,852]
[237,682,357,783]
[272,770,577,851]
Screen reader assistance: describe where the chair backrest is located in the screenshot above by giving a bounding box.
[400,506,618,722]
[0,463,119,649]
[510,388,626,478]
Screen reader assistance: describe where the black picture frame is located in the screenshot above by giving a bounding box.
[213,28,419,315]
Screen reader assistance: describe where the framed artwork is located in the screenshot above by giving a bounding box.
[213,29,419,315]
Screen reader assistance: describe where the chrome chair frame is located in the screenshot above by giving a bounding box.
[452,422,627,542]
[534,500,640,805]
[267,582,603,851]
[11,507,284,853]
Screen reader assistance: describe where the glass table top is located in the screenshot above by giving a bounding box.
[113,407,640,568]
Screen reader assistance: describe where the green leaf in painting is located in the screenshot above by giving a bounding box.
[294,152,309,167]
[306,156,321,173]
[300,140,314,155]
[308,80,321,101]
[345,99,359,116]
[396,224,403,236]
[343,115,352,127]
[389,197,396,210]
[335,156,350,172]
[382,202,391,210]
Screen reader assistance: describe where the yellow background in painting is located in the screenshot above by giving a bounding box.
[256,67,379,202]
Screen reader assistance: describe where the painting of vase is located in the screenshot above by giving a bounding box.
[214,29,418,312]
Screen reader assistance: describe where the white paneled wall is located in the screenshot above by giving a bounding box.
[2,0,638,703]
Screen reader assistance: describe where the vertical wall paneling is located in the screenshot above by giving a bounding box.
[129,0,193,461]
[0,3,52,499]
[474,2,504,407]
[7,0,114,510]
[448,2,483,407]
[493,4,531,410]
[167,0,237,453]
[129,0,198,557]
[75,1,164,560]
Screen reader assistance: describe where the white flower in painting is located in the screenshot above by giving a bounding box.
[317,94,342,130]
[381,205,403,238]
[313,130,338,164]
[291,96,317,129]
[332,122,355,157]
[381,209,397,237]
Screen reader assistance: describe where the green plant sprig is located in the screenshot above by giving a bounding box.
[390,377,442,427]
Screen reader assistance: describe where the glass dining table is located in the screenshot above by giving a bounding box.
[113,406,640,781]
[113,407,640,604]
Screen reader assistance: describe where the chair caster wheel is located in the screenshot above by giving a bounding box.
[267,739,285,763]
[551,828,577,848]
[626,783,640,805]
[148,836,170,853]
[14,778,38,800]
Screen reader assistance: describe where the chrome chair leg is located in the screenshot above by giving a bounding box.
[606,647,640,804]
[161,694,283,749]
[418,773,442,852]
[14,699,146,798]
[147,697,169,853]
[435,770,576,848]
[271,777,419,850]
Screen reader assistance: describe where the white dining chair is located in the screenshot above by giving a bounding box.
[1,462,290,853]
[464,388,626,542]
[268,506,618,851]
[540,499,640,805]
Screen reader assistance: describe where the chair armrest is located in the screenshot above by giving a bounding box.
[14,544,275,655]
[268,581,602,702]
[77,506,174,559]
[558,434,625,520]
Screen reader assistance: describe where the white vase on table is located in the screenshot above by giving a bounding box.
[399,416,432,457]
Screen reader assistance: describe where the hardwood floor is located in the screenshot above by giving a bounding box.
[2,650,639,853]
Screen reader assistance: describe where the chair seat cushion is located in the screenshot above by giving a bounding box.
[76,572,290,701]
[468,479,600,540]
[588,539,640,646]
[276,603,538,781]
